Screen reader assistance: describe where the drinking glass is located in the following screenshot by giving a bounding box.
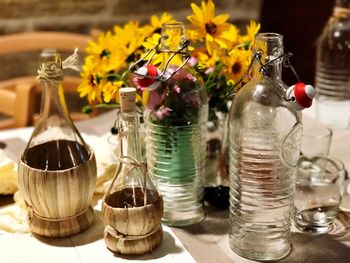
[300,125,332,158]
[293,156,345,233]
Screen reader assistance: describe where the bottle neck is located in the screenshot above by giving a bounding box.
[252,60,282,81]
[160,23,187,67]
[119,112,142,162]
[253,33,284,82]
[40,80,70,120]
[334,0,350,17]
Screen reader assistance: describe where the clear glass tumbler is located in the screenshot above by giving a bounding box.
[293,156,345,234]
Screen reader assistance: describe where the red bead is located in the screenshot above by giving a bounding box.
[137,65,158,87]
[294,82,313,108]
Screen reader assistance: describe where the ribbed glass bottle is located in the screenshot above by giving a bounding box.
[144,23,208,226]
[228,33,302,261]
[315,0,350,129]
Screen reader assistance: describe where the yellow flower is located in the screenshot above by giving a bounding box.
[240,21,261,50]
[86,32,116,61]
[187,0,231,53]
[192,47,219,69]
[86,31,127,72]
[221,24,240,50]
[223,49,251,83]
[247,21,261,42]
[150,12,176,31]
[142,33,163,66]
[114,21,149,56]
[102,80,124,103]
[78,58,104,103]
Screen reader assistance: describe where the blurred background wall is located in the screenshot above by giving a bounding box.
[0,0,336,113]
[0,0,261,80]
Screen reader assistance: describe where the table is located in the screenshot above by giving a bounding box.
[1,110,350,263]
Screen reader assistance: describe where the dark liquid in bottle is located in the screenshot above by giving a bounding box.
[106,187,161,209]
[23,140,89,171]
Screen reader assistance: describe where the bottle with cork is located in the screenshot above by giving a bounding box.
[101,87,163,255]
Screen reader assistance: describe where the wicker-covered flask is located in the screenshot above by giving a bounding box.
[18,49,97,237]
[102,87,163,255]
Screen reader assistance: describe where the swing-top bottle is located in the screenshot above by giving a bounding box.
[228,33,302,261]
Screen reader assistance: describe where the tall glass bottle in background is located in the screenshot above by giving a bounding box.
[18,49,97,237]
[229,33,302,261]
[143,23,208,226]
[315,0,350,129]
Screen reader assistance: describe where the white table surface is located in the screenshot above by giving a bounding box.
[1,110,350,263]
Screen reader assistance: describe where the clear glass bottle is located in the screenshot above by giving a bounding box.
[104,87,162,208]
[22,49,90,169]
[18,49,96,237]
[315,0,350,129]
[102,87,163,255]
[228,33,302,261]
[143,23,208,226]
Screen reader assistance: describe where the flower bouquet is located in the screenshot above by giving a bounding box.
[78,0,260,120]
[78,0,260,212]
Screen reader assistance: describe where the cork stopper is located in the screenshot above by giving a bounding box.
[119,87,136,113]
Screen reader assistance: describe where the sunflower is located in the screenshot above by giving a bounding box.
[223,49,250,84]
[86,31,117,62]
[150,12,176,33]
[191,47,219,71]
[141,33,163,66]
[221,24,240,50]
[240,21,261,50]
[86,31,127,73]
[102,80,124,103]
[78,58,104,103]
[114,21,149,57]
[187,0,231,53]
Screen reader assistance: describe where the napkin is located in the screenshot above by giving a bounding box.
[0,149,18,195]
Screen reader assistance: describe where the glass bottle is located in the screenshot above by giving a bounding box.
[143,23,208,226]
[104,87,162,208]
[18,49,96,237]
[228,33,302,261]
[315,0,350,129]
[102,87,163,255]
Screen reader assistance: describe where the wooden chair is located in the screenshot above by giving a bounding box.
[0,83,36,129]
[0,32,94,129]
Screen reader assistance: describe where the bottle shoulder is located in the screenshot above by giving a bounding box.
[229,79,301,123]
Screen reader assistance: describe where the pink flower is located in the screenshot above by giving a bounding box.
[174,85,181,94]
[155,106,172,120]
[186,73,196,81]
[188,57,198,67]
[205,67,214,75]
[148,90,165,111]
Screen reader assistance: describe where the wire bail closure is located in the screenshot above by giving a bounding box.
[129,38,190,82]
[226,51,315,110]
[226,51,300,99]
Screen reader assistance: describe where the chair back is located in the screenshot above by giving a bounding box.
[0,31,93,129]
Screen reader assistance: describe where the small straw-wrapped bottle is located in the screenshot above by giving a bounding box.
[18,49,97,237]
[102,87,163,255]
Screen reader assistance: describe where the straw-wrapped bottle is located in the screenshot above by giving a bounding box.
[18,49,97,237]
[102,87,163,255]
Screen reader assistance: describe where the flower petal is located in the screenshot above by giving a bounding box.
[212,14,229,25]
[191,3,203,21]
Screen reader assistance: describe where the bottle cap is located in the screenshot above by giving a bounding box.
[286,82,316,111]
[119,87,136,113]
[136,64,158,88]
